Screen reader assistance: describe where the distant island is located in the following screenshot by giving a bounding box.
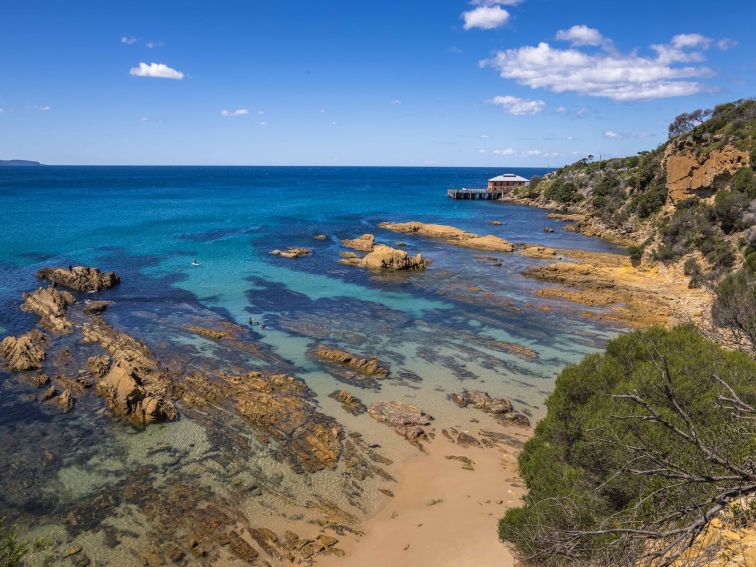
[0,159,43,166]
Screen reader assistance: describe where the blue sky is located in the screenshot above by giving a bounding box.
[0,0,754,166]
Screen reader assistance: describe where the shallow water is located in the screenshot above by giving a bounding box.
[0,166,623,565]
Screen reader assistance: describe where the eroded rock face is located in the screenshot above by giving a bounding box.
[1,330,47,371]
[341,244,430,271]
[342,233,375,251]
[83,320,177,424]
[367,401,433,443]
[20,286,76,333]
[270,247,312,259]
[449,389,530,427]
[312,346,388,377]
[36,266,120,291]
[665,143,749,201]
[181,371,342,472]
[379,221,514,252]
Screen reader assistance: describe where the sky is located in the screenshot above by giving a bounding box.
[0,0,754,166]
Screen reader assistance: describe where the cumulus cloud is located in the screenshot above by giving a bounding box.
[481,31,717,101]
[221,108,249,117]
[129,62,184,79]
[488,95,545,115]
[463,5,510,30]
[493,148,515,155]
[121,36,137,44]
[555,25,604,46]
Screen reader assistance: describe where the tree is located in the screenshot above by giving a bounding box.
[668,108,712,138]
[499,326,756,567]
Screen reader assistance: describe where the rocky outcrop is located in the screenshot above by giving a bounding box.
[367,401,433,443]
[340,244,430,271]
[312,346,388,377]
[96,362,178,425]
[450,389,530,427]
[270,247,312,259]
[665,143,749,201]
[181,371,342,472]
[342,233,375,251]
[36,266,120,291]
[83,320,177,424]
[83,300,112,314]
[518,245,557,259]
[379,221,514,252]
[329,389,367,415]
[20,286,76,332]
[0,330,46,371]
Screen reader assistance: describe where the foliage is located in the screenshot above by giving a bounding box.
[712,251,756,354]
[729,167,756,198]
[683,257,705,288]
[631,182,667,218]
[527,175,542,192]
[627,245,643,265]
[0,518,27,567]
[668,108,712,138]
[499,326,756,567]
[544,178,579,203]
[714,189,750,233]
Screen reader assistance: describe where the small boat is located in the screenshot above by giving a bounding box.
[191,260,201,266]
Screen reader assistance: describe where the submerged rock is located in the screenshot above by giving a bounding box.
[36,266,120,292]
[367,401,433,443]
[341,244,430,271]
[312,345,388,377]
[270,247,312,259]
[378,221,514,252]
[58,389,74,412]
[1,330,47,371]
[449,389,530,428]
[20,286,76,333]
[342,233,375,251]
[329,389,367,415]
[83,300,112,315]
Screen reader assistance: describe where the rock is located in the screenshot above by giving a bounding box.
[271,247,312,259]
[83,300,112,314]
[449,390,530,428]
[36,266,120,292]
[518,245,557,259]
[543,227,555,233]
[312,346,388,377]
[361,244,430,271]
[222,531,259,562]
[379,221,514,252]
[342,233,375,251]
[1,330,46,371]
[87,355,111,378]
[367,401,433,443]
[329,389,367,415]
[20,286,76,332]
[58,389,74,412]
[96,363,177,424]
[32,372,50,387]
[41,385,57,401]
[314,234,327,240]
[488,220,503,225]
[63,545,82,557]
[339,251,358,259]
[185,325,231,340]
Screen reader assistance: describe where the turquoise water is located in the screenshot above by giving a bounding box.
[0,166,623,565]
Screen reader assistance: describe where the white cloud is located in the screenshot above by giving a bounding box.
[555,106,566,113]
[493,148,515,155]
[259,121,269,126]
[481,32,715,101]
[121,36,137,45]
[391,99,402,105]
[129,62,184,79]
[603,130,650,139]
[478,149,487,153]
[555,25,604,47]
[525,149,542,156]
[480,134,489,138]
[38,105,51,111]
[146,41,163,49]
[257,110,265,115]
[717,38,737,50]
[576,107,589,116]
[488,95,545,115]
[471,0,522,5]
[463,5,510,30]
[221,108,249,117]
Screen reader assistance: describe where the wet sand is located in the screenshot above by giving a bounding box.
[317,427,528,567]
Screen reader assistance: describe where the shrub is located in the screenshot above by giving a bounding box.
[730,167,756,198]
[627,245,643,265]
[714,189,750,233]
[499,326,756,566]
[527,175,542,192]
[683,257,705,288]
[712,252,756,353]
[544,179,579,203]
[632,182,667,218]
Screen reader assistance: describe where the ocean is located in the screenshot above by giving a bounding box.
[0,166,622,565]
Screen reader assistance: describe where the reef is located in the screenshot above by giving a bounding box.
[379,221,514,253]
[36,265,120,291]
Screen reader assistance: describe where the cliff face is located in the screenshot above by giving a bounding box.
[664,142,749,201]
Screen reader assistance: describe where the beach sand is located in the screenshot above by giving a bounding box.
[317,428,528,567]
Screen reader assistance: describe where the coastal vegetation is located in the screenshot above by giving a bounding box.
[499,325,756,566]
[0,517,27,567]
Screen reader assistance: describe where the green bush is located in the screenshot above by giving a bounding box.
[730,167,756,198]
[627,245,643,265]
[683,257,705,288]
[632,182,667,218]
[499,326,756,566]
[544,179,579,203]
[712,252,756,353]
[714,189,750,233]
